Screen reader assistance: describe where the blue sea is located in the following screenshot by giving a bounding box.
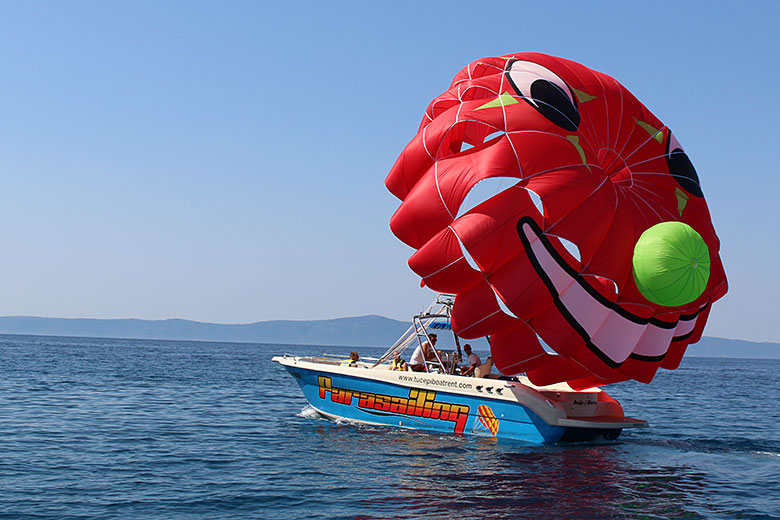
[1,334,778,520]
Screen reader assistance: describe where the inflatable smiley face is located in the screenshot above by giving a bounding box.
[386,53,727,388]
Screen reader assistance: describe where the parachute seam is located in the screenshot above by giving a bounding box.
[449,225,482,272]
[599,71,610,152]
[422,254,466,279]
[433,161,454,220]
[618,123,670,169]
[623,152,673,171]
[597,147,634,188]
[627,182,679,221]
[502,129,597,179]
[625,192,661,229]
[554,58,600,152]
[505,134,524,180]
[498,64,511,148]
[613,76,625,157]
[631,169,705,191]
[498,351,548,373]
[619,185,664,223]
[421,125,434,161]
[573,75,600,151]
[456,308,502,335]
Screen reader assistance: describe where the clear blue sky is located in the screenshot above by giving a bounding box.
[1,1,777,342]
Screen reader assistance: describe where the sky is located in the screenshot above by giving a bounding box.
[0,1,778,342]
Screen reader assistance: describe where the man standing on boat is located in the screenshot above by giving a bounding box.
[409,334,436,372]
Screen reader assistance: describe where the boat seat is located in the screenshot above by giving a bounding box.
[474,356,493,378]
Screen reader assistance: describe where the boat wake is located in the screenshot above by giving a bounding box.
[626,436,780,458]
[296,405,324,420]
[297,405,381,431]
[752,451,780,458]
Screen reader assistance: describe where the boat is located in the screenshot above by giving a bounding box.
[273,295,647,444]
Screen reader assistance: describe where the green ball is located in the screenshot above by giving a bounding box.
[632,222,710,307]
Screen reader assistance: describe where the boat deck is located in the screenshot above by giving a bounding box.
[558,415,648,428]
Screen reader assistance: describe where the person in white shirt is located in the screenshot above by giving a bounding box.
[461,344,481,376]
[409,334,437,372]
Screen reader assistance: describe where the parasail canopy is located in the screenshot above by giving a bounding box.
[385,52,727,389]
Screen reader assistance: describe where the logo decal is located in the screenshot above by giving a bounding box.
[474,405,499,436]
[317,376,470,433]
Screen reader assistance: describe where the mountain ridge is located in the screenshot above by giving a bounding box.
[0,315,777,359]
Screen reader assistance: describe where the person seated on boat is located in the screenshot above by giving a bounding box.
[391,351,408,371]
[340,352,359,367]
[409,334,436,372]
[460,344,481,376]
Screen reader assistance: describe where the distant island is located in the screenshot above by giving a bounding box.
[0,315,777,359]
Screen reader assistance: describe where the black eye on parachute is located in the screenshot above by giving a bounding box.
[665,132,703,197]
[505,59,580,131]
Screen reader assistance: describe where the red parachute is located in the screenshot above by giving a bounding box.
[386,53,728,389]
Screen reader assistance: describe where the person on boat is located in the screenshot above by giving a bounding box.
[391,351,408,371]
[341,352,359,367]
[461,344,481,376]
[409,334,436,372]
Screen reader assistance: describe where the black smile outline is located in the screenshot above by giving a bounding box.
[515,216,708,368]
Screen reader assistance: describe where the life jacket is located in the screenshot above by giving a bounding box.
[392,358,405,370]
[341,359,355,367]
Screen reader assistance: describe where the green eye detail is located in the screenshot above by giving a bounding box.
[632,222,710,307]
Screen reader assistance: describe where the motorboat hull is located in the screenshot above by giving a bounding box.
[274,355,646,444]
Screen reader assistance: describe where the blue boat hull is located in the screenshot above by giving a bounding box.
[282,362,566,444]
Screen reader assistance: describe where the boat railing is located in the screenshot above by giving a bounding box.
[319,353,379,361]
[286,353,382,368]
[372,295,462,374]
[413,314,447,373]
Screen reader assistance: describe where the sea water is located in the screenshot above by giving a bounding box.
[0,334,778,519]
